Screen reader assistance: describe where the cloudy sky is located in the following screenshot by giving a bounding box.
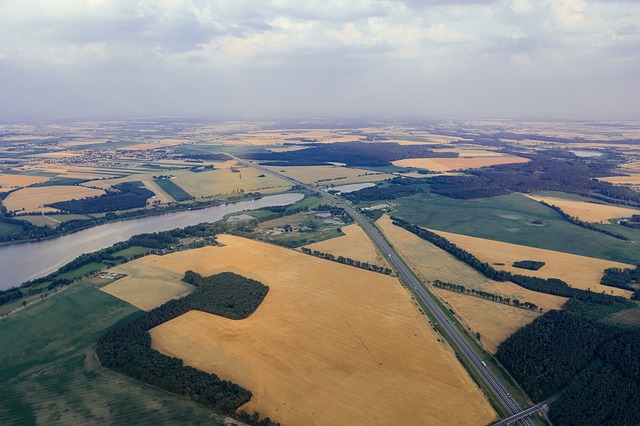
[0,0,638,120]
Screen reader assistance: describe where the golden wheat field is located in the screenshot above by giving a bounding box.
[432,288,539,353]
[119,139,190,150]
[377,215,567,312]
[392,156,530,172]
[262,165,392,184]
[101,261,195,311]
[525,194,640,222]
[2,185,105,213]
[303,223,390,268]
[142,235,496,426]
[434,229,634,298]
[86,166,290,198]
[0,173,49,190]
[600,173,640,185]
[170,167,291,197]
[141,180,175,204]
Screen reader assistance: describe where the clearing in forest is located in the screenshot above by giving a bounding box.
[434,229,634,298]
[524,194,640,223]
[392,155,530,172]
[145,234,495,426]
[303,223,390,268]
[262,165,392,184]
[2,185,105,213]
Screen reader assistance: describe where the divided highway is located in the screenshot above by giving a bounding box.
[231,156,539,425]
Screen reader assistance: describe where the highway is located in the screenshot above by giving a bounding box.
[230,156,538,425]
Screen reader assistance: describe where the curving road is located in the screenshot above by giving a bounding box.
[231,156,538,425]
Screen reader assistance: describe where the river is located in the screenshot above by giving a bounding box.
[0,193,304,290]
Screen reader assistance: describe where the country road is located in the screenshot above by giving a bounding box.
[230,156,540,426]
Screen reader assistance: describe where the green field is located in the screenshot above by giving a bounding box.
[112,246,155,260]
[154,178,194,201]
[0,222,22,237]
[0,284,228,425]
[56,262,105,281]
[19,214,93,228]
[392,192,640,265]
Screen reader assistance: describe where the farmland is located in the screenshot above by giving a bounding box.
[262,165,392,185]
[101,260,195,310]
[524,194,640,223]
[393,192,640,265]
[376,215,566,352]
[433,289,539,353]
[0,173,49,190]
[0,283,230,425]
[3,186,105,213]
[433,229,634,298]
[168,167,290,198]
[304,223,390,267]
[392,155,529,172]
[145,234,495,426]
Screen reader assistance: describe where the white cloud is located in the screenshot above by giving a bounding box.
[552,0,587,28]
[510,0,532,15]
[0,0,638,119]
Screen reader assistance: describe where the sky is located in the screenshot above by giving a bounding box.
[0,0,638,120]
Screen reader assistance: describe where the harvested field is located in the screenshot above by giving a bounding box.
[170,167,290,198]
[85,164,286,199]
[262,165,392,185]
[0,173,49,190]
[119,139,189,150]
[432,229,634,298]
[101,261,194,310]
[392,156,530,172]
[3,185,105,213]
[265,146,310,152]
[432,289,539,353]
[600,173,640,185]
[436,149,503,157]
[376,215,566,313]
[235,130,365,145]
[142,180,175,204]
[147,235,495,426]
[525,194,640,222]
[303,223,390,268]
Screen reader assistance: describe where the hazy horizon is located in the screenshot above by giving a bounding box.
[1,0,639,121]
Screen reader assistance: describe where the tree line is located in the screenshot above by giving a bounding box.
[420,152,640,206]
[601,267,639,298]
[538,200,628,240]
[48,181,155,214]
[391,217,628,305]
[299,247,393,275]
[432,280,540,311]
[0,188,261,244]
[96,271,278,426]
